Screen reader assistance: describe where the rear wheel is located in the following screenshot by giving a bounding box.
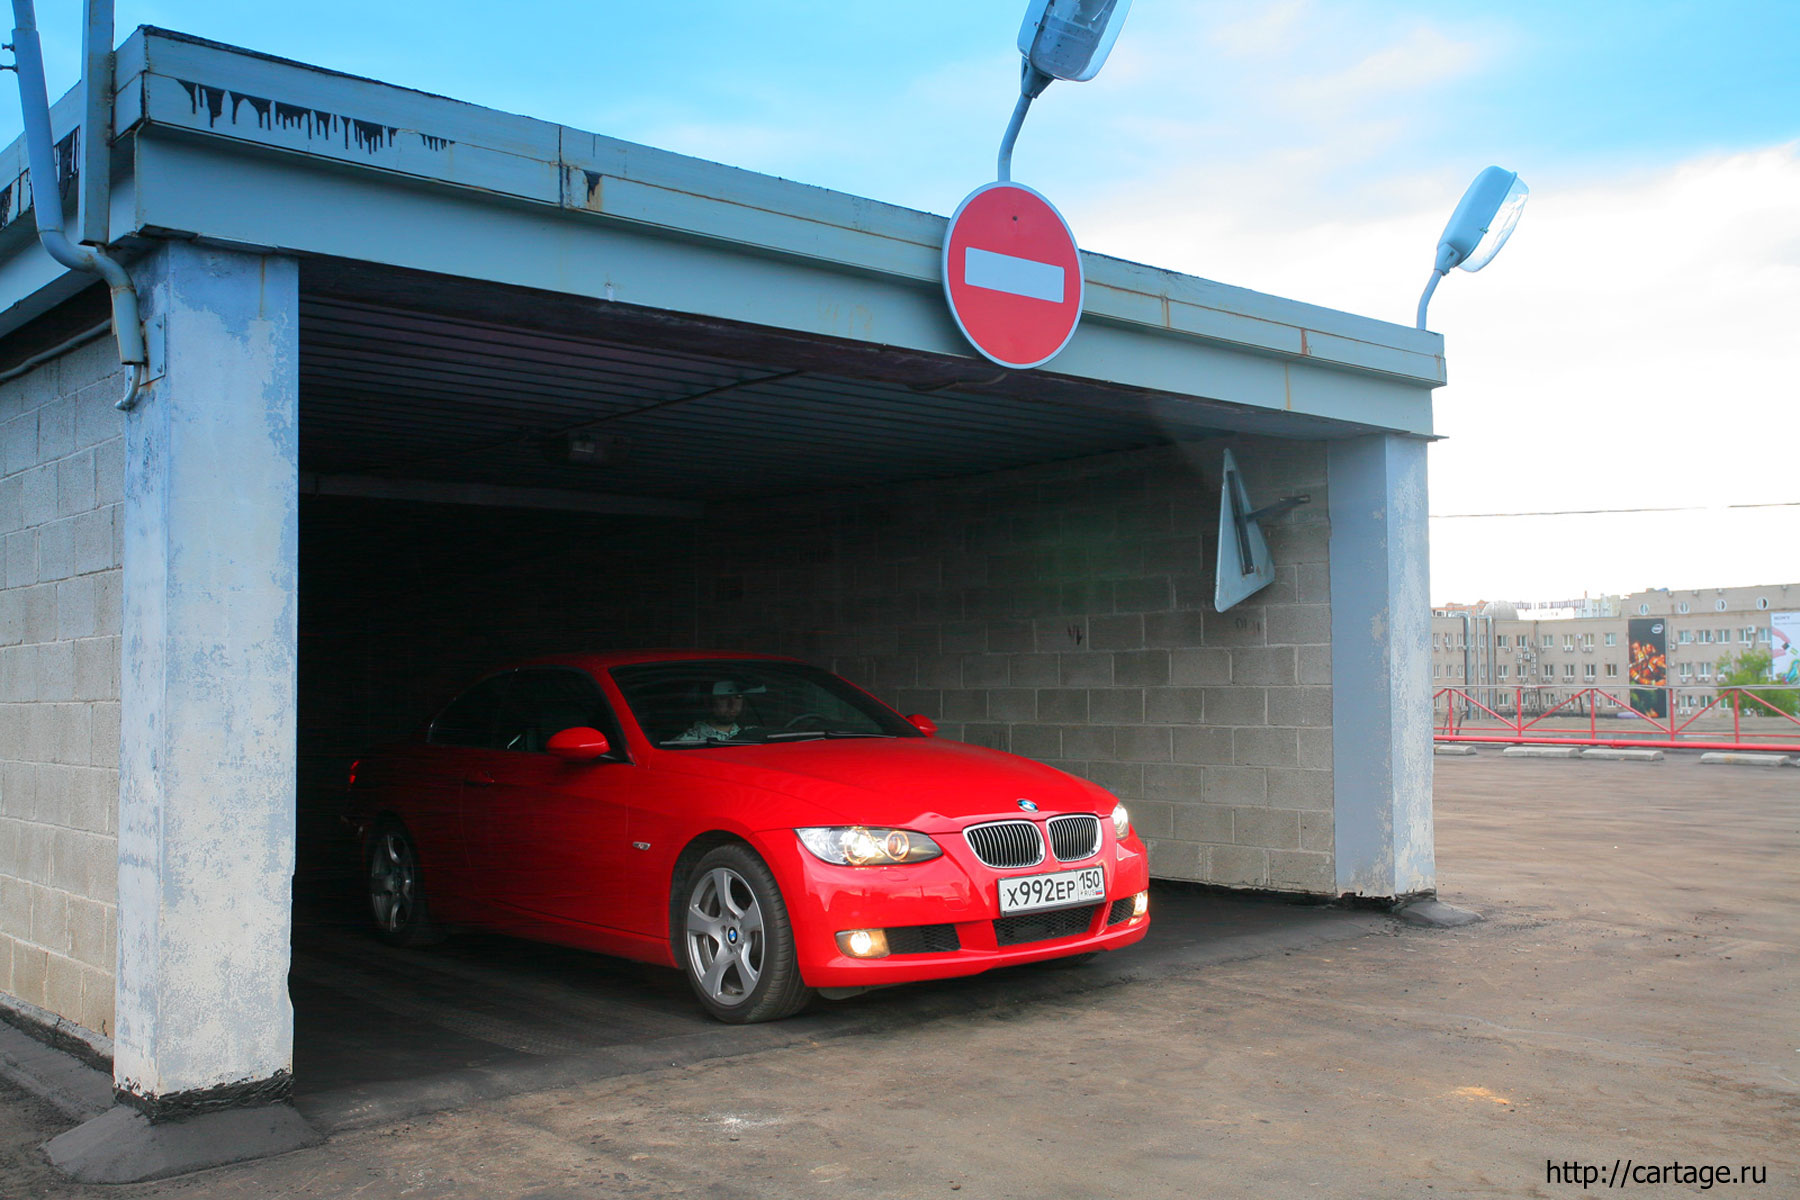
[678,845,811,1023]
[366,822,441,947]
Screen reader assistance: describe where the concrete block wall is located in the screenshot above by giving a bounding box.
[690,437,1337,893]
[0,334,126,1037]
[305,437,1337,895]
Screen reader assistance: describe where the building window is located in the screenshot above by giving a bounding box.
[1605,663,1619,678]
[1495,635,1507,648]
[1700,629,1713,643]
[1638,603,1650,615]
[1678,601,1691,613]
[1758,597,1770,610]
[1716,629,1728,643]
[1679,663,1693,679]
[1742,627,1755,643]
[1604,632,1617,646]
[1583,664,1596,681]
[1679,630,1693,644]
[1699,662,1713,681]
[1542,634,1554,648]
[1434,665,1441,678]
[1498,664,1509,680]
[1760,628,1772,643]
[1563,663,1576,680]
[1581,633,1595,650]
[1433,633,1441,649]
[1562,634,1575,651]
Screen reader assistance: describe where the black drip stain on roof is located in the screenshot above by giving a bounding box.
[229,91,274,129]
[175,78,451,156]
[583,170,603,202]
[178,79,227,126]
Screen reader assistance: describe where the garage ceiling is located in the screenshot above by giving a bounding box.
[297,263,1321,507]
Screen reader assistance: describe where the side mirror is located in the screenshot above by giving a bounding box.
[546,727,611,760]
[907,715,938,737]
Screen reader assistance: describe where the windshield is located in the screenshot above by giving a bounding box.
[611,660,921,749]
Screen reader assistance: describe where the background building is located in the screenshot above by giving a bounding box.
[1431,583,1799,715]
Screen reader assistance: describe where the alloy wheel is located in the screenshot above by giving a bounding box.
[369,830,416,935]
[684,866,765,1007]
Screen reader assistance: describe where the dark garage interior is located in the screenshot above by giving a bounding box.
[287,260,1320,1101]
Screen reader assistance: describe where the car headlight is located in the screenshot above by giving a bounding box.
[796,826,943,866]
[1111,803,1131,839]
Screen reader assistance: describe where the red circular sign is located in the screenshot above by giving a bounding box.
[942,182,1084,369]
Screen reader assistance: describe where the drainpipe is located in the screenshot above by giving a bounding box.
[7,0,146,406]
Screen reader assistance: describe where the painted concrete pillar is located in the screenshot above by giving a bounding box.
[115,244,299,1113]
[1326,434,1435,898]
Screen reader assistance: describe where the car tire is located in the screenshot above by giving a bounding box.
[366,821,441,947]
[677,845,812,1024]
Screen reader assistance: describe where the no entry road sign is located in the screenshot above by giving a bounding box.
[942,182,1084,370]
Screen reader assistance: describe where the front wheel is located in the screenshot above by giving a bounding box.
[678,845,811,1023]
[366,822,441,947]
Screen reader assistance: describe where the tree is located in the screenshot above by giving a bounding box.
[1717,650,1800,717]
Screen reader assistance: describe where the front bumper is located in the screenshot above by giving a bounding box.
[759,826,1152,988]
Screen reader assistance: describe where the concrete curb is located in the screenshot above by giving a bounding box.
[1580,748,1664,763]
[1501,745,1582,759]
[1394,898,1483,928]
[44,1103,323,1184]
[1699,752,1792,767]
[0,1019,111,1121]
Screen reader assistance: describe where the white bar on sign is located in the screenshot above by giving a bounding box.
[963,247,1064,303]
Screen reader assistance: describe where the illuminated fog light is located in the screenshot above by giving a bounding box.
[1132,890,1149,918]
[836,929,890,959]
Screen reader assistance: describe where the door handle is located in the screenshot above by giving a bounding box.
[464,772,495,787]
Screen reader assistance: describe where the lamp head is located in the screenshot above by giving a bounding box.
[1017,0,1133,83]
[1435,166,1529,274]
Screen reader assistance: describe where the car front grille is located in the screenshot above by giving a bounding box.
[1047,814,1101,861]
[1106,896,1136,926]
[994,903,1100,947]
[884,923,961,955]
[964,820,1044,868]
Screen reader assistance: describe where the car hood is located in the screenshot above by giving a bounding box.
[648,737,1115,830]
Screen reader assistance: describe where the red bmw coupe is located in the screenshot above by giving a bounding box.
[345,651,1151,1022]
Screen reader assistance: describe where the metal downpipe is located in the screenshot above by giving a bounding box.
[8,0,146,402]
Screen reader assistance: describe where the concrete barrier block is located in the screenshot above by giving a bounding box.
[1580,748,1664,763]
[1433,744,1477,756]
[1501,745,1582,759]
[1699,752,1792,767]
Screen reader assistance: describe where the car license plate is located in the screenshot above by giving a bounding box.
[997,866,1105,914]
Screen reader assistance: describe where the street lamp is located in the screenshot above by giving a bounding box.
[997,0,1133,182]
[1415,165,1529,329]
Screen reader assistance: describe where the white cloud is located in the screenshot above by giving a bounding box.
[1082,142,1800,603]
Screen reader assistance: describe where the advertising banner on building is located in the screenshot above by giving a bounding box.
[1627,617,1668,717]
[1773,612,1800,683]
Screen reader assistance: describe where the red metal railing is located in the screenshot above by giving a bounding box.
[1433,684,1800,752]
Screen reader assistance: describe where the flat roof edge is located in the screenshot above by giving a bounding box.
[0,26,1445,394]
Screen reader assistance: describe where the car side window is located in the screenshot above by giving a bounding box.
[428,673,513,748]
[503,668,626,757]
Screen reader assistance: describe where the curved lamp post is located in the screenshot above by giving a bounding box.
[1416,165,1529,329]
[997,0,1133,182]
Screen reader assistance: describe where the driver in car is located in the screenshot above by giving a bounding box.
[679,680,760,742]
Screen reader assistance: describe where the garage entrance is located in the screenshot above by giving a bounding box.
[2,27,1440,1129]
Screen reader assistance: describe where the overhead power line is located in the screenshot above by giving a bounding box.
[1429,501,1800,520]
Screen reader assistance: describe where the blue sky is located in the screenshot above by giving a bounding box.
[6,2,1798,601]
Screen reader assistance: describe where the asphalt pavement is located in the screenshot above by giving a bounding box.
[1,750,1793,1197]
